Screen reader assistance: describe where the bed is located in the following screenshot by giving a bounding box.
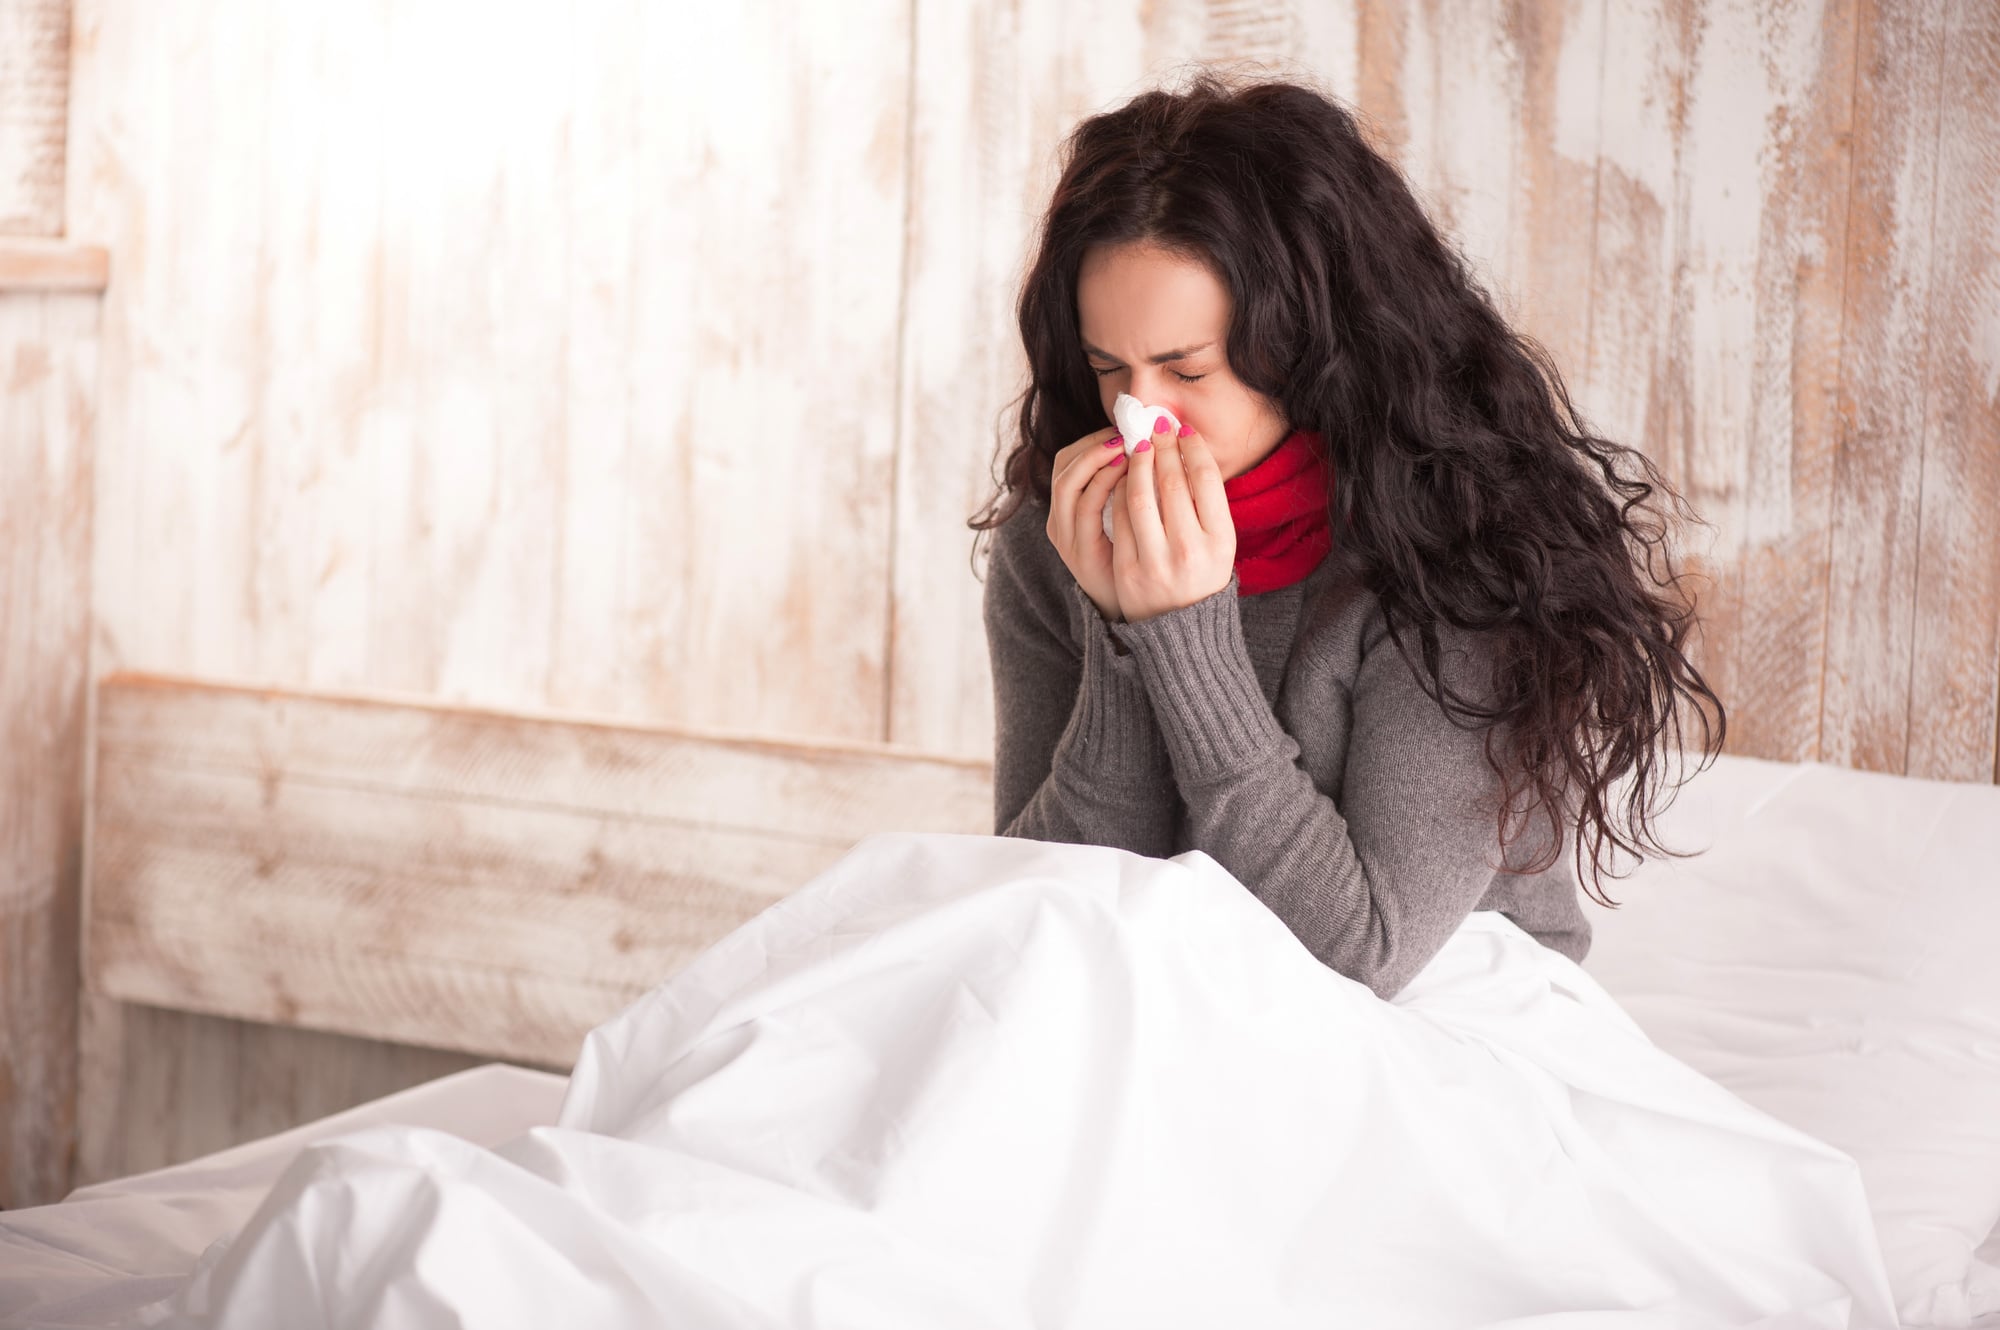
[3,678,1997,1328]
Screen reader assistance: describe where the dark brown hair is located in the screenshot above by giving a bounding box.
[968,67,1725,904]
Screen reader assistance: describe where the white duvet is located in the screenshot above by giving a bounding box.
[130,832,1899,1329]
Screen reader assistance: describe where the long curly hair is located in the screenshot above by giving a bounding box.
[968,68,1725,905]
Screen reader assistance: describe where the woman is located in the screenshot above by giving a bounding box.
[972,69,1725,1003]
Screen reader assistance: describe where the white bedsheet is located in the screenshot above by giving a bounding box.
[105,830,1900,1329]
[1577,755,2000,1327]
[0,1065,568,1330]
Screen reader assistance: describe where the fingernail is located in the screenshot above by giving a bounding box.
[1103,433,1123,449]
[1135,439,1152,453]
[1110,453,1126,465]
[1153,415,1170,434]
[1177,423,1193,437]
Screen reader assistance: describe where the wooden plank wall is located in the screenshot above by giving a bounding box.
[0,289,95,1209]
[891,0,1999,782]
[26,0,2000,1196]
[0,0,95,1213]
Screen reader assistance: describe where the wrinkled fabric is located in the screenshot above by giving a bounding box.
[129,832,1897,1330]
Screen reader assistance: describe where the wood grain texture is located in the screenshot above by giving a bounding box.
[1904,0,2000,784]
[0,0,68,235]
[0,237,108,291]
[65,0,911,740]
[1504,0,1606,396]
[73,992,485,1188]
[0,291,97,1208]
[1585,0,1862,767]
[1822,0,1947,775]
[60,1,1997,767]
[1712,0,1862,773]
[84,677,995,1067]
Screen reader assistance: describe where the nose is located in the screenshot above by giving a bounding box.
[1124,369,1181,412]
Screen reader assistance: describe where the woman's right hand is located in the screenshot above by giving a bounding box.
[1047,427,1129,623]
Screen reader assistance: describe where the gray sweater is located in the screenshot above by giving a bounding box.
[982,497,1591,1001]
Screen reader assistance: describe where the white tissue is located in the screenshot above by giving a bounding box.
[1113,392,1180,456]
[1103,393,1182,540]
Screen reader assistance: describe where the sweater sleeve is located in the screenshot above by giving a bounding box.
[981,510,1179,857]
[1108,570,1509,1001]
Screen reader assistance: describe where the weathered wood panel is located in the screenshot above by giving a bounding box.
[0,291,96,1209]
[84,677,995,1068]
[1500,0,1605,396]
[73,993,485,1188]
[65,0,912,740]
[1891,0,2000,784]
[0,0,67,235]
[1823,0,1950,776]
[0,237,108,291]
[1587,0,1862,769]
[61,1,2000,783]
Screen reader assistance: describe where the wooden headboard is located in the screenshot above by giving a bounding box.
[83,675,996,1068]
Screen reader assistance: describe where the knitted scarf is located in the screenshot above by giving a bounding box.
[1224,428,1333,595]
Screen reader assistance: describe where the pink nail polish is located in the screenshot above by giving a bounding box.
[1109,453,1126,465]
[1135,439,1152,453]
[1177,422,1193,437]
[1153,415,1170,434]
[1103,433,1123,448]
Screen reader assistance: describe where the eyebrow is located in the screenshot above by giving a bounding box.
[1080,339,1215,364]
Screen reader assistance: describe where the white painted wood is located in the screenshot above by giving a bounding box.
[0,290,98,1208]
[1505,0,1605,391]
[84,678,995,1066]
[0,0,67,235]
[0,237,107,290]
[1882,0,2000,784]
[1821,0,1948,775]
[1585,0,1859,765]
[66,0,912,741]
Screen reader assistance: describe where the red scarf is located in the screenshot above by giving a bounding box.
[1224,428,1333,595]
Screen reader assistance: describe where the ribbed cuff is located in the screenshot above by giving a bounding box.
[1054,580,1172,782]
[1108,571,1290,786]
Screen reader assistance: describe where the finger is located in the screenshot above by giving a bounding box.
[1080,450,1126,548]
[1153,422,1195,544]
[1123,414,1170,565]
[1049,433,1129,544]
[1108,472,1132,566]
[1177,426,1232,536]
[1050,430,1121,493]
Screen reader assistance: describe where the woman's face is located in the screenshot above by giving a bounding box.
[1075,239,1290,481]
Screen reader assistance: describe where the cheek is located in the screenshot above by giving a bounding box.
[1177,386,1239,439]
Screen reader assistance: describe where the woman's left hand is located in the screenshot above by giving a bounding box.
[1107,414,1237,623]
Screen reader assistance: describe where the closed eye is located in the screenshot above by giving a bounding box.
[1091,365,1206,383]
